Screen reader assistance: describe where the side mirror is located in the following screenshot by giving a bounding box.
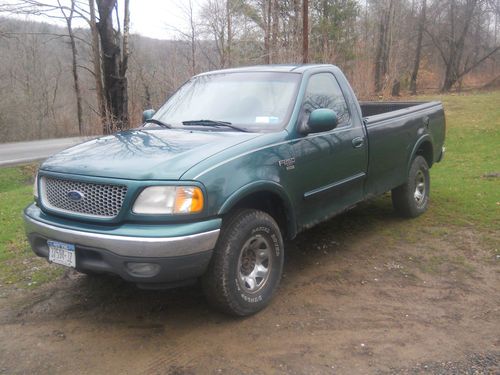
[142,109,156,123]
[303,109,338,134]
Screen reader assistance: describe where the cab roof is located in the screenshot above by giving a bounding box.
[196,64,337,76]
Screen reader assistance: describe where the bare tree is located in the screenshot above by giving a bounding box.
[374,0,396,93]
[172,0,200,75]
[2,0,500,144]
[187,0,198,74]
[410,0,427,95]
[303,0,309,63]
[202,0,234,68]
[0,0,88,134]
[58,0,83,134]
[233,0,281,64]
[311,0,359,66]
[227,0,233,66]
[95,0,130,132]
[427,0,500,91]
[88,0,106,129]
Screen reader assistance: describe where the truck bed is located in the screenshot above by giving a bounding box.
[359,101,436,118]
[358,100,446,197]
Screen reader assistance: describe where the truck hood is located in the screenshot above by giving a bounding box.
[41,128,260,180]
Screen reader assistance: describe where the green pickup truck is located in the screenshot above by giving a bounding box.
[24,64,446,316]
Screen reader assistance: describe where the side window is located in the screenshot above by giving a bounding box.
[303,73,351,126]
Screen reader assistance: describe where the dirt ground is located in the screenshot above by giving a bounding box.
[0,200,498,375]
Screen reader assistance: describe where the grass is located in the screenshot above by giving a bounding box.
[423,91,500,230]
[413,253,476,276]
[0,165,34,265]
[0,164,63,288]
[0,90,498,289]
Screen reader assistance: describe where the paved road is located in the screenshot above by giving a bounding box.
[0,137,91,167]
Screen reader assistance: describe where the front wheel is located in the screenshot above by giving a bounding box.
[392,156,430,218]
[202,209,284,316]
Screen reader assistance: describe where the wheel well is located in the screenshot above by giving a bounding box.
[226,191,292,239]
[416,141,433,167]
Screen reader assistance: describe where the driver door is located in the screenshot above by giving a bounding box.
[289,72,368,229]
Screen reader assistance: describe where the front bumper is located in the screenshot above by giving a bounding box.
[24,204,221,285]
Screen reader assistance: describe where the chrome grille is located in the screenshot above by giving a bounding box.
[40,176,128,218]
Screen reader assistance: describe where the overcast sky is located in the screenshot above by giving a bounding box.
[0,0,202,39]
[129,0,201,39]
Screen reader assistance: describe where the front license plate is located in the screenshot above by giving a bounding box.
[48,240,76,268]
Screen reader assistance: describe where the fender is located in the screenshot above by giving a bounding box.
[407,134,433,173]
[218,180,297,239]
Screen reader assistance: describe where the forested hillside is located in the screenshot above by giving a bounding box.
[0,0,499,142]
[0,18,201,141]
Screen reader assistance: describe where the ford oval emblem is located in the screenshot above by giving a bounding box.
[67,190,84,202]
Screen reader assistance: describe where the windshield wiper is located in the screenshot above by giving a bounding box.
[143,119,172,129]
[182,119,249,132]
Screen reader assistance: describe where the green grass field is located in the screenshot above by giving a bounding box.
[424,91,500,229]
[0,91,498,288]
[0,165,63,287]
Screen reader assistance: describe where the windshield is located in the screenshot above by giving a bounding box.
[151,72,301,132]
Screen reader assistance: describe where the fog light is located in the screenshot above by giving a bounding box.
[126,262,160,277]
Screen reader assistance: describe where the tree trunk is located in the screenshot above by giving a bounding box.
[188,0,196,75]
[293,0,301,61]
[264,0,271,64]
[88,0,107,132]
[302,0,309,63]
[391,79,401,96]
[121,0,129,121]
[374,19,386,92]
[410,0,426,95]
[60,0,83,135]
[374,0,395,93]
[227,0,232,67]
[321,0,329,61]
[96,0,129,132]
[271,0,279,63]
[121,0,130,78]
[496,0,499,46]
[441,0,478,91]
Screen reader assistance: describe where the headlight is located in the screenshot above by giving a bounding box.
[33,173,39,199]
[133,186,204,214]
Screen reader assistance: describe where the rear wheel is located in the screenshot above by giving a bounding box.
[392,156,430,218]
[202,209,284,316]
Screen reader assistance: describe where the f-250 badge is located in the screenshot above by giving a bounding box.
[278,158,295,170]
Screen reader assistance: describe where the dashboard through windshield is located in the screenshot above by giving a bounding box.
[150,72,301,132]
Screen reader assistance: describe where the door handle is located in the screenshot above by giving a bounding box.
[352,137,365,148]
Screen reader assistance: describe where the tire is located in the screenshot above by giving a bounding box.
[392,155,430,218]
[202,209,284,316]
